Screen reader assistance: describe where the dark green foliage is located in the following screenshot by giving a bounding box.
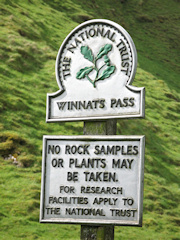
[18,154,35,168]
[81,46,94,62]
[97,65,115,80]
[96,44,112,60]
[77,44,116,87]
[0,132,35,158]
[76,66,93,79]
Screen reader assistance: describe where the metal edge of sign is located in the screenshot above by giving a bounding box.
[40,135,145,226]
[46,19,144,122]
[39,136,47,222]
[40,219,142,226]
[138,135,145,226]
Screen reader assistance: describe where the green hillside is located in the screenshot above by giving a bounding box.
[0,0,179,239]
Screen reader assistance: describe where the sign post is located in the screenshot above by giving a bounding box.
[82,120,116,240]
[40,19,145,240]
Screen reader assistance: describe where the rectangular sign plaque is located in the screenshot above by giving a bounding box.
[40,135,145,226]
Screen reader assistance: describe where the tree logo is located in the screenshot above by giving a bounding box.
[76,44,116,88]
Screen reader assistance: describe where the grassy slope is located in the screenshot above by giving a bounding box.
[75,0,180,90]
[0,0,179,239]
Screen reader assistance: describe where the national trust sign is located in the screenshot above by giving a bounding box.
[46,19,145,122]
[40,19,145,227]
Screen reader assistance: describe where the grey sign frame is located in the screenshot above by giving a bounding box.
[40,135,145,226]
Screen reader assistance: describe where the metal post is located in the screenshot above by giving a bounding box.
[81,120,116,240]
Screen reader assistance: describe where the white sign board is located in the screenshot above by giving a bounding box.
[46,19,145,122]
[40,135,145,226]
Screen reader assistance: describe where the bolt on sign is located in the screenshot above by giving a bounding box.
[40,136,145,226]
[46,19,145,122]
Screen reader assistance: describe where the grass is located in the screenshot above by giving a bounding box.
[0,0,179,239]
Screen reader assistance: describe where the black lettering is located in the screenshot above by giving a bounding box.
[129,97,135,107]
[100,158,106,168]
[51,158,64,168]
[65,207,105,216]
[116,39,124,48]
[96,27,104,37]
[103,29,110,39]
[84,172,118,182]
[122,197,134,206]
[127,145,133,155]
[127,159,134,169]
[80,186,123,194]
[107,146,115,154]
[57,102,66,110]
[62,57,71,79]
[84,145,90,154]
[131,209,137,217]
[111,98,116,108]
[63,73,70,79]
[46,207,60,215]
[122,146,127,155]
[110,208,137,217]
[71,145,77,154]
[78,32,85,41]
[94,145,100,155]
[121,68,129,75]
[48,145,61,154]
[109,32,116,42]
[84,172,90,181]
[85,100,93,109]
[112,159,121,168]
[121,159,127,168]
[85,30,89,39]
[123,98,128,107]
[121,53,129,61]
[116,98,123,107]
[81,186,85,193]
[133,145,139,155]
[74,38,81,47]
[89,28,96,37]
[65,145,71,154]
[60,185,75,193]
[62,63,70,72]
[67,172,78,181]
[66,145,90,155]
[78,100,86,109]
[92,99,99,109]
[71,101,78,110]
[103,172,109,181]
[99,99,105,108]
[48,145,54,154]
[115,145,121,154]
[121,61,129,68]
[69,158,75,167]
[67,44,76,53]
[119,46,127,55]
[55,145,60,154]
